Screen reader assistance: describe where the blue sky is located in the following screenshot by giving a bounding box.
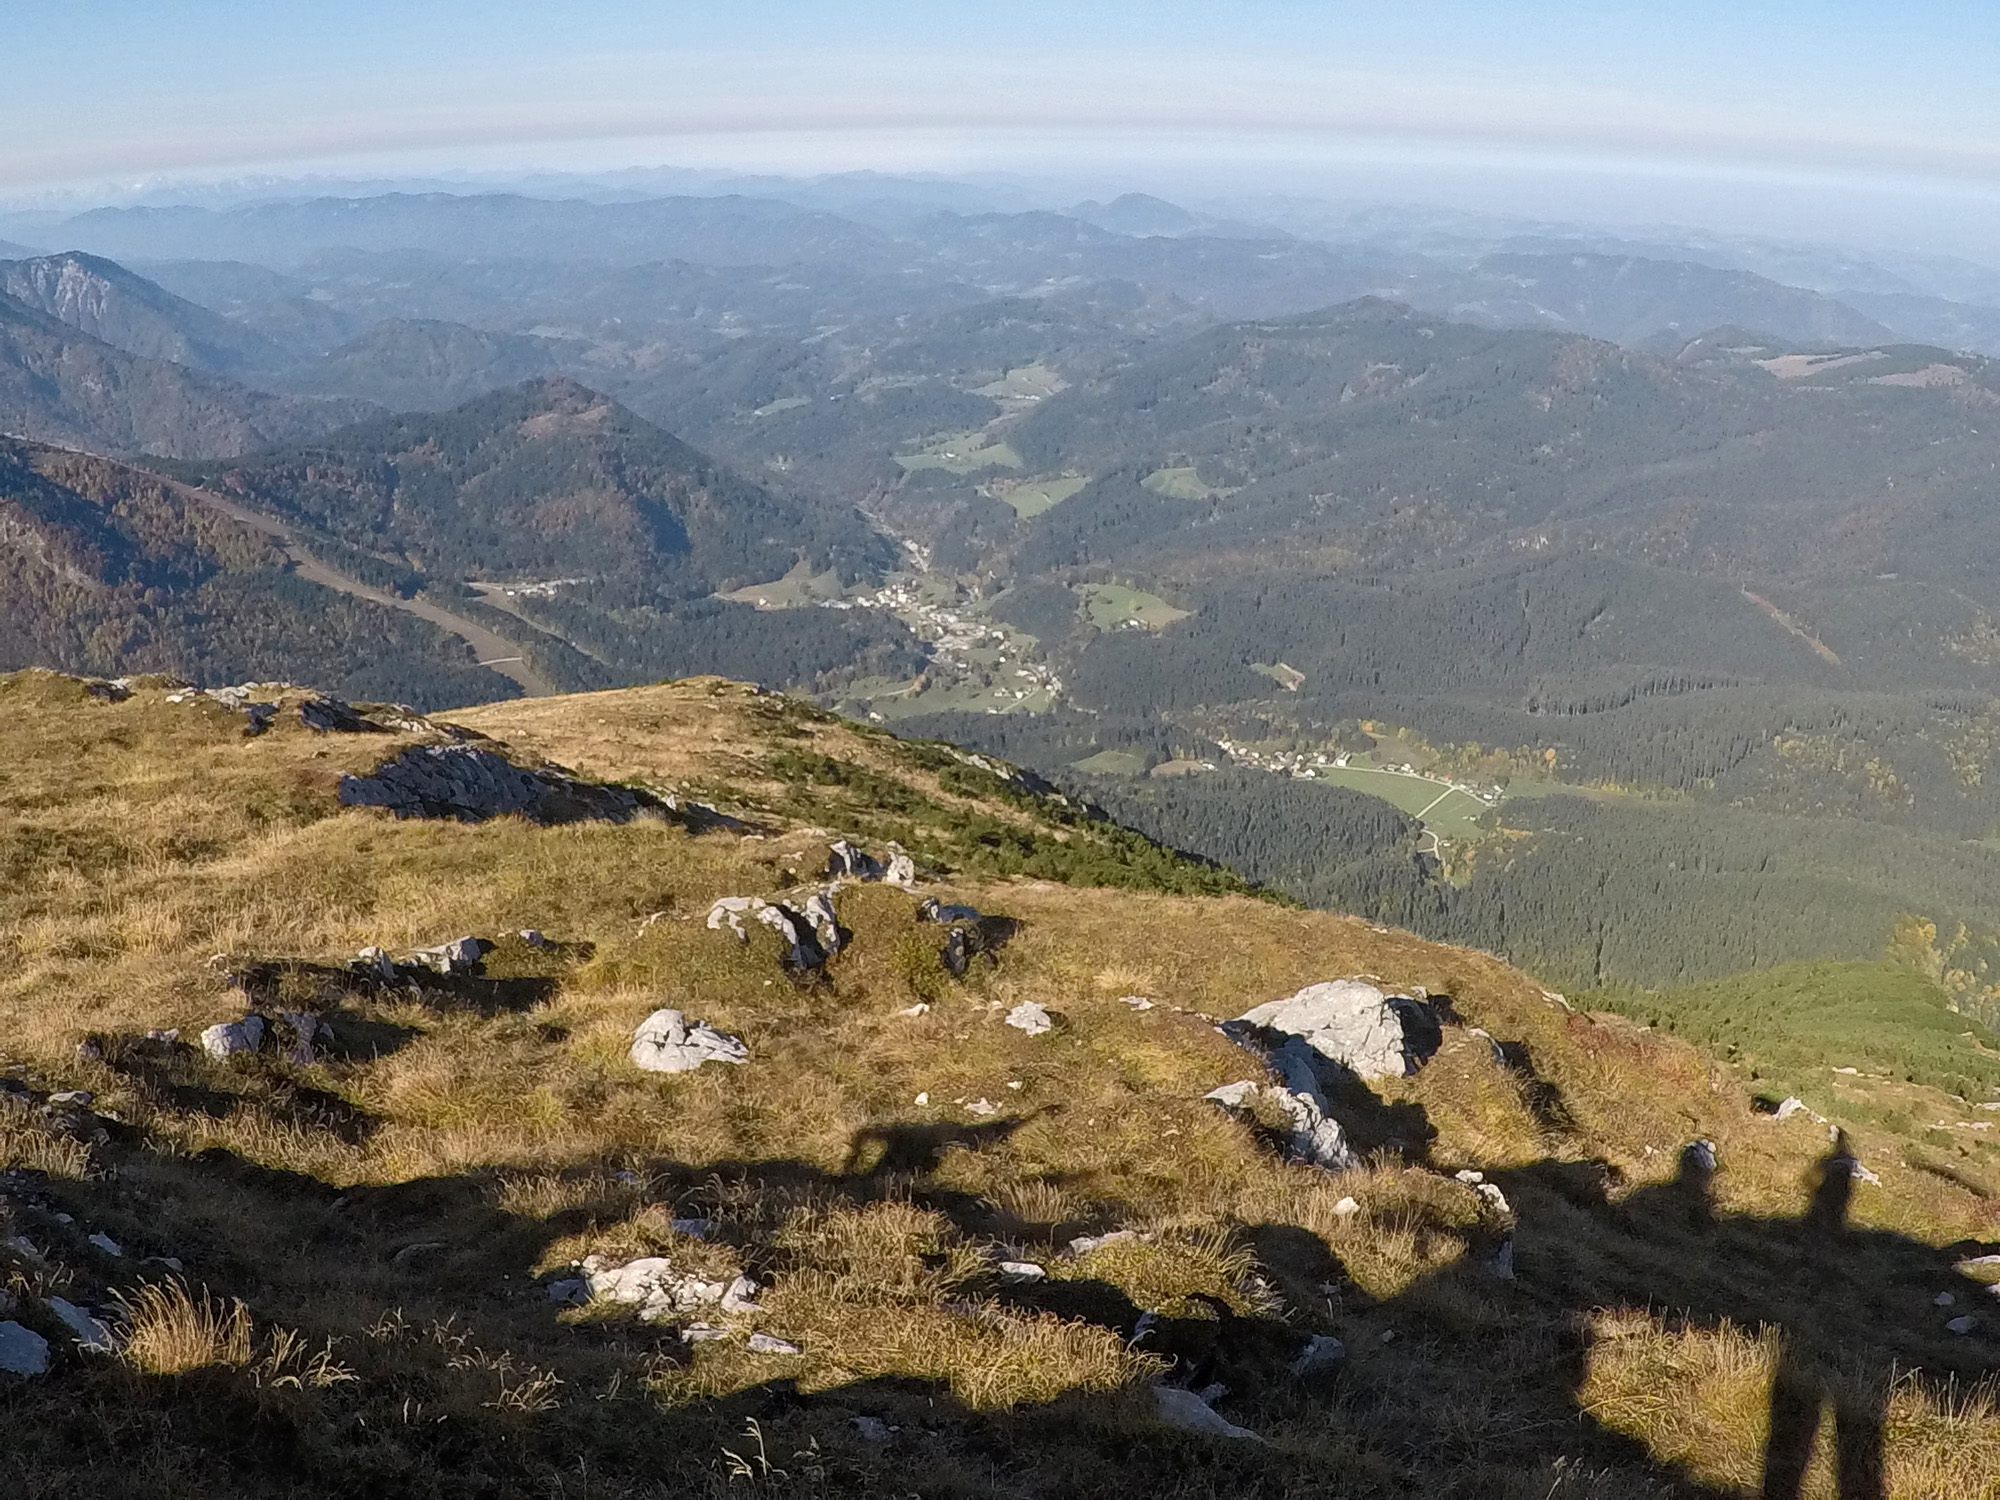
[11,3,2000,245]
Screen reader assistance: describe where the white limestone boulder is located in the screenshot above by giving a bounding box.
[1230,979,1442,1080]
[630,1009,748,1074]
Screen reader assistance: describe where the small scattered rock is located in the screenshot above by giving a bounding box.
[1456,1170,1512,1218]
[1486,1239,1516,1281]
[630,1010,749,1074]
[747,1332,801,1356]
[1119,995,1157,1011]
[916,898,982,924]
[1683,1140,1719,1179]
[850,1415,893,1443]
[87,1233,122,1257]
[1204,1081,1259,1109]
[997,1261,1046,1283]
[1290,1333,1345,1375]
[1948,1315,1978,1335]
[1066,1230,1138,1256]
[965,1098,997,1117]
[1937,1292,1957,1307]
[272,1012,322,1065]
[681,1322,730,1344]
[885,853,917,890]
[1154,1384,1261,1441]
[1773,1097,1807,1121]
[0,1321,50,1377]
[411,936,488,976]
[1005,1002,1053,1036]
[201,1015,265,1060]
[48,1297,117,1354]
[1332,1196,1361,1218]
[581,1256,760,1322]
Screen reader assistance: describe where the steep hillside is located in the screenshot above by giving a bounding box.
[0,291,374,459]
[0,440,518,707]
[163,378,925,694]
[0,252,291,381]
[173,376,894,596]
[0,672,1995,1497]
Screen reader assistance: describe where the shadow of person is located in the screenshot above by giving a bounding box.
[1342,1125,2000,1497]
[1759,1132,1884,1500]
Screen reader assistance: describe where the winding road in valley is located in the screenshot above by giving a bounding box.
[157,470,557,697]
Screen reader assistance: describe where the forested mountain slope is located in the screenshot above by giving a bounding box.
[0,441,510,705]
[161,378,926,694]
[277,317,568,410]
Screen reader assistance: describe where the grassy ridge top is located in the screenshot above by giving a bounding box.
[0,670,1996,1496]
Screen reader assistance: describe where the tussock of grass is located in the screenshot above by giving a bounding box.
[117,1280,252,1375]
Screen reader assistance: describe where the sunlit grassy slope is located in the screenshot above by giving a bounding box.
[0,670,1996,1497]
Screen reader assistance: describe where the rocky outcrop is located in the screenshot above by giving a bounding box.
[299,697,386,733]
[1206,1037,1359,1173]
[706,894,842,969]
[1228,979,1442,1081]
[338,745,652,825]
[630,1009,748,1073]
[826,840,884,881]
[826,840,918,890]
[47,1296,116,1354]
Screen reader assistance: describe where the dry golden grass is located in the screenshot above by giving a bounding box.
[116,1280,252,1375]
[0,669,1996,1498]
[1585,1309,2000,1499]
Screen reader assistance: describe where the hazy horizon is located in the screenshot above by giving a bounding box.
[12,1,2000,263]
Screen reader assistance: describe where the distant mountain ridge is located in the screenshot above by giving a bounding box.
[0,250,292,379]
[0,288,377,458]
[279,318,569,410]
